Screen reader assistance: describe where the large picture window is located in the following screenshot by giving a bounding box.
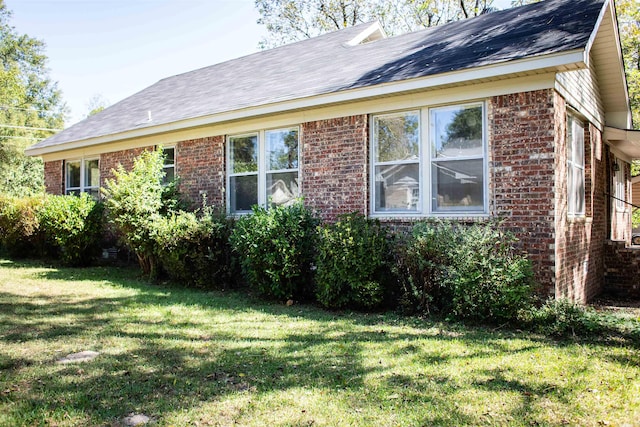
[228,127,299,213]
[371,103,486,216]
[65,158,99,198]
[567,114,585,217]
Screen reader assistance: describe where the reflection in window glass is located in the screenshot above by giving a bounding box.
[230,135,258,174]
[267,129,298,171]
[374,164,420,212]
[431,105,483,158]
[67,161,81,189]
[65,159,99,198]
[162,147,175,184]
[371,103,486,216]
[430,104,484,213]
[567,115,585,216]
[431,159,484,211]
[372,111,420,212]
[230,175,258,212]
[84,159,100,188]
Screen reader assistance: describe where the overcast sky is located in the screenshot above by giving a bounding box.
[6,0,513,127]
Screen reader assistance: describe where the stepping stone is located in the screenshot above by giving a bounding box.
[122,413,151,426]
[56,350,100,364]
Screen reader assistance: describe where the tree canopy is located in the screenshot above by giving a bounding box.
[0,0,66,196]
[254,0,494,48]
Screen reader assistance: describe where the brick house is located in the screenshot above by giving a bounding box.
[27,0,640,302]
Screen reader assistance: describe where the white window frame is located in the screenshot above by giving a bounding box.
[227,126,300,214]
[65,158,100,198]
[370,102,488,217]
[567,114,585,217]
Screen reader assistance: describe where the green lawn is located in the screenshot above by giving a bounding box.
[1,259,639,426]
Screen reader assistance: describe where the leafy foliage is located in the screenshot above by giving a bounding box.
[0,1,66,196]
[230,201,319,300]
[153,208,239,289]
[315,213,393,309]
[397,220,535,323]
[396,220,458,314]
[101,149,168,277]
[0,194,44,257]
[37,193,104,266]
[255,0,495,48]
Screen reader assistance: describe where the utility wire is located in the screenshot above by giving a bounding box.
[0,124,62,132]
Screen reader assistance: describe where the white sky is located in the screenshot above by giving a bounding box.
[6,0,513,127]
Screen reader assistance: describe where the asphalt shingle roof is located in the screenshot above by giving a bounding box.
[30,0,605,151]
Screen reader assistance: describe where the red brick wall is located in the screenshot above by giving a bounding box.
[552,98,606,302]
[490,89,557,296]
[301,115,368,221]
[100,146,153,187]
[44,160,64,195]
[176,136,225,207]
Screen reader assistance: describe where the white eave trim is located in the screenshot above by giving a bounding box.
[604,126,640,161]
[25,49,587,157]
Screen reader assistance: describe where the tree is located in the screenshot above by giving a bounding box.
[101,149,166,278]
[255,0,494,48]
[617,0,639,129]
[0,0,66,196]
[84,93,109,118]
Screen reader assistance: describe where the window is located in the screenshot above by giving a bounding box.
[372,103,486,216]
[373,111,420,212]
[162,147,175,183]
[66,158,100,198]
[228,127,299,213]
[614,160,626,212]
[567,114,585,216]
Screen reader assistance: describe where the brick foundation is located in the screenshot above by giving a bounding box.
[301,115,368,221]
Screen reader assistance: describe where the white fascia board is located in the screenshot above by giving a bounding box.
[27,49,586,157]
[604,126,640,161]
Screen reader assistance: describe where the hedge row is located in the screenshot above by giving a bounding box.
[0,149,536,324]
[0,193,104,266]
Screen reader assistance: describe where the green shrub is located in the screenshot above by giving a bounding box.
[315,213,392,310]
[153,208,238,289]
[398,220,535,323]
[230,201,319,300]
[395,220,458,314]
[101,149,173,278]
[521,298,601,338]
[447,223,535,323]
[37,193,104,266]
[0,195,45,257]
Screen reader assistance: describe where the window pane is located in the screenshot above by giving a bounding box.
[267,129,298,171]
[574,167,585,214]
[432,159,484,211]
[230,175,257,212]
[230,135,258,173]
[163,147,175,166]
[267,172,299,206]
[164,167,175,183]
[431,105,483,158]
[567,166,575,214]
[67,161,81,188]
[374,163,419,212]
[84,159,100,187]
[374,112,419,163]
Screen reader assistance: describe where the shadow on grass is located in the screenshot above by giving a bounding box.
[1,258,638,425]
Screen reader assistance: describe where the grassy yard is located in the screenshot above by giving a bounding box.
[0,259,639,427]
